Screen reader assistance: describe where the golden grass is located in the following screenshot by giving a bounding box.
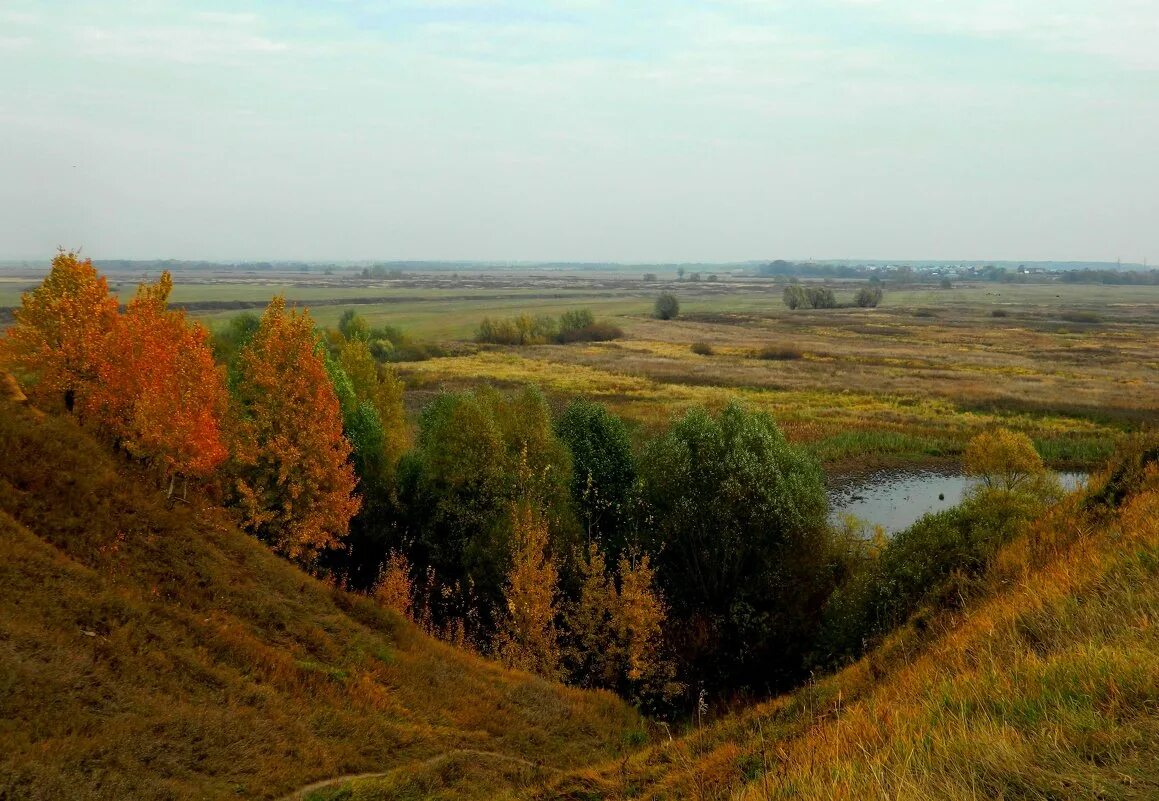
[0,398,641,800]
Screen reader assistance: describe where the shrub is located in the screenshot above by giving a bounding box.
[1060,310,1101,324]
[756,344,803,360]
[556,320,624,343]
[855,286,883,308]
[914,309,937,318]
[991,309,1009,318]
[690,342,714,356]
[559,308,595,335]
[653,292,680,320]
[783,285,838,310]
[939,278,953,289]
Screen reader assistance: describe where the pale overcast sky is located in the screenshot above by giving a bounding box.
[1,1,1156,263]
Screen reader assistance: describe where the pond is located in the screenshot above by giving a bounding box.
[827,469,1088,535]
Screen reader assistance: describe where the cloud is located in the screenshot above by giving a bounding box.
[74,22,291,64]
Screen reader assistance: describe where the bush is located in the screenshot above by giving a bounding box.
[690,342,714,356]
[913,309,937,318]
[477,309,622,345]
[855,286,883,308]
[783,285,838,310]
[991,309,1009,318]
[1060,311,1101,324]
[556,320,624,344]
[939,278,953,289]
[653,292,680,320]
[756,344,803,360]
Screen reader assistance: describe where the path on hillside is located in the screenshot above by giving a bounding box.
[275,748,560,800]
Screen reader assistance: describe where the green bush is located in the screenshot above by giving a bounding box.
[855,286,883,308]
[653,292,680,320]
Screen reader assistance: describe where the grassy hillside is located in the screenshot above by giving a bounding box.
[0,395,641,800]
[532,450,1159,800]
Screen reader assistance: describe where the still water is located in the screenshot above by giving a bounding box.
[827,470,1088,534]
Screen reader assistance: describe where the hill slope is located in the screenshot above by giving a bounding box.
[533,452,1159,800]
[0,396,641,800]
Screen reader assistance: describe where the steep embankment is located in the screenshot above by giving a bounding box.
[534,452,1159,800]
[0,396,640,801]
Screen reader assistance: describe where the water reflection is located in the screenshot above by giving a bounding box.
[827,470,1088,534]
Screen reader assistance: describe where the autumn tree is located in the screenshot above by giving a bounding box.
[614,551,676,704]
[964,428,1047,492]
[338,337,409,468]
[0,250,118,410]
[562,542,618,687]
[496,501,561,678]
[230,296,360,563]
[86,272,228,489]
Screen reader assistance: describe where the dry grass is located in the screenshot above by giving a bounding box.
[0,398,641,800]
[527,461,1159,800]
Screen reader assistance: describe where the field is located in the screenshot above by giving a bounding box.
[3,267,1155,471]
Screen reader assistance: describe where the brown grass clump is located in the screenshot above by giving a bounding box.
[690,342,714,356]
[755,344,803,361]
[0,398,641,800]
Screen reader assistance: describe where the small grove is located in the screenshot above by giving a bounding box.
[1,251,1071,714]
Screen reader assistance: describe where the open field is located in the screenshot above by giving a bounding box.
[3,268,1155,469]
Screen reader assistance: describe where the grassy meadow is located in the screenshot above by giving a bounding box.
[148,271,1158,471]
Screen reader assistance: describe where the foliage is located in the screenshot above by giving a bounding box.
[855,286,883,307]
[211,311,260,370]
[783,284,838,309]
[639,402,831,690]
[495,502,561,678]
[0,250,118,410]
[373,550,415,619]
[86,272,229,483]
[554,399,637,560]
[398,386,575,636]
[229,296,360,563]
[476,308,622,345]
[653,292,680,320]
[964,428,1049,492]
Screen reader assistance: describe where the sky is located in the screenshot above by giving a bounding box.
[1,1,1156,263]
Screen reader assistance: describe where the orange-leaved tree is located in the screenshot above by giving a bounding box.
[85,272,229,489]
[230,296,360,562]
[0,250,118,410]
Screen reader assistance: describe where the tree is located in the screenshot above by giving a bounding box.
[783,285,807,309]
[496,501,561,678]
[397,386,575,637]
[614,551,676,705]
[639,403,830,690]
[964,428,1048,493]
[338,337,409,468]
[855,286,883,308]
[230,297,360,563]
[563,542,618,687]
[653,292,680,320]
[338,308,371,342]
[555,399,637,559]
[1,250,118,410]
[87,272,229,488]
